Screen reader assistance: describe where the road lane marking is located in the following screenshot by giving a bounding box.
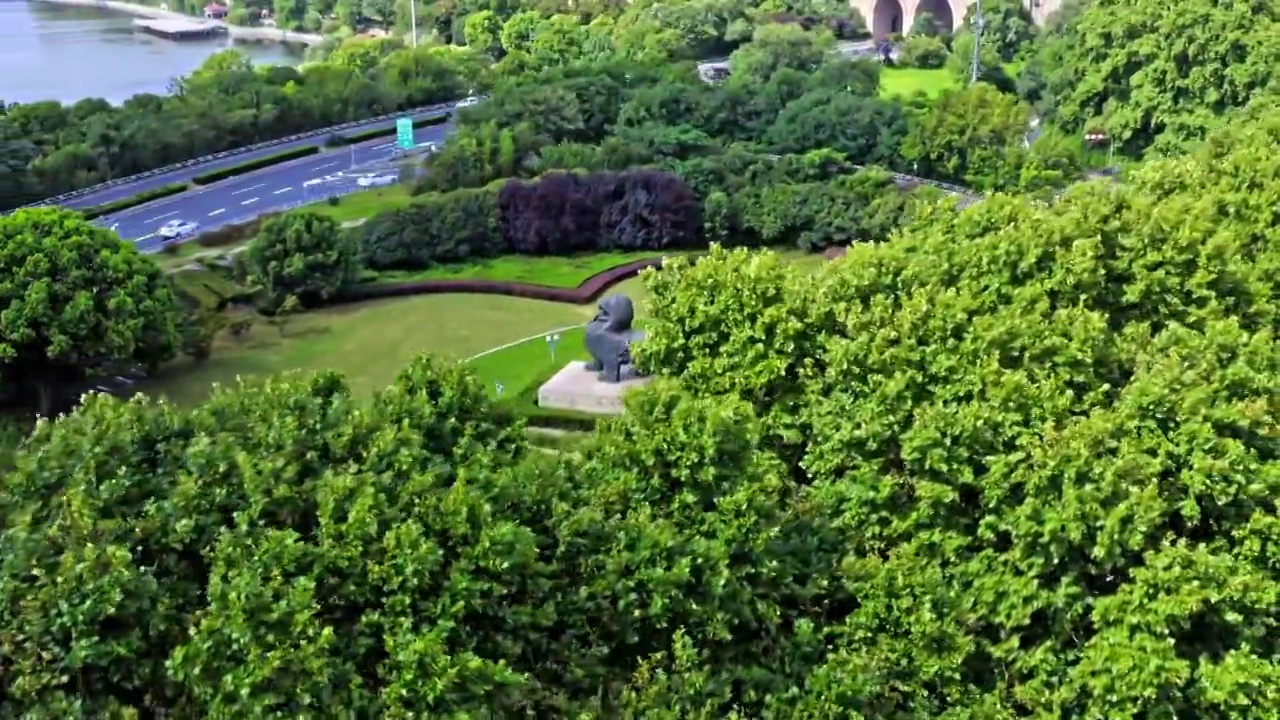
[145,211,177,222]
[241,198,258,205]
[315,162,339,169]
[273,187,292,194]
[208,209,224,216]
[230,183,265,195]
[135,233,156,242]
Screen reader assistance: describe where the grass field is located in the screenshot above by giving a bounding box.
[306,185,413,223]
[465,274,651,396]
[143,250,816,408]
[143,292,600,406]
[880,67,957,97]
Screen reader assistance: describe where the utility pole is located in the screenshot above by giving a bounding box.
[410,0,418,47]
[970,0,984,84]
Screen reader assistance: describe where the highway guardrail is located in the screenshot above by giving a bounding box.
[21,100,458,210]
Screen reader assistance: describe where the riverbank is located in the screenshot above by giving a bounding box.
[32,0,322,44]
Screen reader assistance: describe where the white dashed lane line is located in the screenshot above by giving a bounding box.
[274,187,292,194]
[208,209,224,216]
[230,184,265,196]
[241,198,258,205]
[145,211,176,222]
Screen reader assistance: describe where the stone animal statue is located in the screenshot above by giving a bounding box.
[584,294,646,383]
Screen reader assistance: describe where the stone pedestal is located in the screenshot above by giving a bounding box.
[537,361,651,415]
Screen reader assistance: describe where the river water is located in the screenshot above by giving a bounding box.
[0,0,303,105]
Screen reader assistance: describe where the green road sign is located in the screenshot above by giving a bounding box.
[395,117,414,149]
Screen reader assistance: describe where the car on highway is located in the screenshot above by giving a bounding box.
[157,219,199,239]
[455,95,481,108]
[357,174,398,188]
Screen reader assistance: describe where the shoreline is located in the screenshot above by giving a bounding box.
[33,0,323,45]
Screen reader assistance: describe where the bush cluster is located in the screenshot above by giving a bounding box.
[362,169,702,270]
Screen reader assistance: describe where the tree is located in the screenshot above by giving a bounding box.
[1043,0,1280,154]
[765,91,909,166]
[635,119,1280,715]
[960,0,1034,62]
[1,114,1277,719]
[901,82,1071,191]
[243,211,361,309]
[728,23,836,83]
[897,34,948,68]
[0,208,180,416]
[945,30,1014,92]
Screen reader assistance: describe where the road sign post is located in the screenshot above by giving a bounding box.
[395,117,414,151]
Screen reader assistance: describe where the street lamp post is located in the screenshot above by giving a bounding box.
[495,382,504,398]
[970,0,985,84]
[546,333,561,363]
[410,1,418,47]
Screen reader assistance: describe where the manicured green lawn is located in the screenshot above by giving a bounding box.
[365,251,677,287]
[305,185,413,223]
[880,67,957,97]
[143,292,599,406]
[144,249,821,408]
[467,274,653,398]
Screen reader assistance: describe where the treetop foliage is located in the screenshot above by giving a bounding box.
[2,103,1276,716]
[0,208,181,415]
[1035,0,1280,154]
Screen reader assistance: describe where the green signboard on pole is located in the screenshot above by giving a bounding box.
[395,117,414,149]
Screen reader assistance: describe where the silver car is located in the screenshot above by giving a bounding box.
[158,219,199,239]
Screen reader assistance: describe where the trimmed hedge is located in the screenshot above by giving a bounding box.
[191,146,320,186]
[335,257,666,305]
[361,170,702,271]
[81,183,187,220]
[336,113,452,145]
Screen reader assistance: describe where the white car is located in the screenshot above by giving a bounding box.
[455,95,481,108]
[157,219,199,239]
[357,174,398,188]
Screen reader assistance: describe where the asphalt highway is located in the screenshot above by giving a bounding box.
[60,106,456,210]
[79,41,880,250]
[101,122,453,248]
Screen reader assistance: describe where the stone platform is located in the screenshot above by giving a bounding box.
[537,361,651,415]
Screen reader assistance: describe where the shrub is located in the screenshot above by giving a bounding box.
[362,169,700,270]
[362,184,503,270]
[499,170,700,254]
[899,35,949,69]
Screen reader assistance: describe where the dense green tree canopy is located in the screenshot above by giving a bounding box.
[2,107,1276,718]
[244,211,362,308]
[1040,0,1280,154]
[902,82,1077,191]
[0,208,181,415]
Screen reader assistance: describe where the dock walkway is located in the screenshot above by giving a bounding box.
[132,17,227,39]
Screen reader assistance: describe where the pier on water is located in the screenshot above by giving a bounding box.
[132,17,228,40]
